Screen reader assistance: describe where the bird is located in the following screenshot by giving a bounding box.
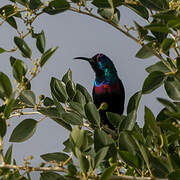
[74,53,125,130]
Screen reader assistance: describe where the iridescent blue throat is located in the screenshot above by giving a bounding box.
[94,68,118,87]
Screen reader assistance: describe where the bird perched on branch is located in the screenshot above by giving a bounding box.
[74,53,125,129]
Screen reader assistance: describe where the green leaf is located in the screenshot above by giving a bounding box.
[73,90,86,105]
[40,47,58,67]
[125,3,149,20]
[10,0,28,6]
[0,117,7,137]
[76,83,93,102]
[29,0,42,10]
[62,112,83,125]
[40,172,65,180]
[9,119,37,142]
[127,91,142,114]
[69,101,86,118]
[0,48,6,54]
[98,8,120,24]
[165,76,180,100]
[67,163,77,176]
[139,0,168,11]
[5,144,13,164]
[41,152,72,163]
[176,56,180,72]
[43,97,54,106]
[52,94,65,113]
[135,43,154,59]
[157,97,177,112]
[0,72,12,100]
[62,69,72,84]
[106,112,124,128]
[123,110,137,131]
[14,37,32,58]
[50,77,68,103]
[38,107,61,119]
[144,24,171,33]
[36,30,46,54]
[119,151,141,168]
[94,129,114,152]
[6,17,17,29]
[66,80,76,99]
[146,61,170,73]
[142,71,166,94]
[134,21,148,39]
[168,169,180,180]
[161,38,175,54]
[144,106,160,136]
[75,148,89,173]
[85,102,100,128]
[19,90,36,106]
[118,131,137,154]
[52,118,72,131]
[70,126,85,149]
[100,164,116,180]
[43,0,70,15]
[12,60,28,82]
[94,147,109,169]
[92,0,123,8]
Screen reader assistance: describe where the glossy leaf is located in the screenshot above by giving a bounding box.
[62,69,72,84]
[127,91,142,114]
[92,0,123,8]
[69,101,86,118]
[161,38,175,54]
[29,0,42,10]
[144,24,171,33]
[9,119,37,142]
[50,77,68,103]
[0,117,7,137]
[85,102,100,128]
[146,61,170,73]
[38,107,61,119]
[0,48,6,54]
[106,112,124,128]
[76,83,93,102]
[4,93,15,119]
[98,8,120,24]
[52,94,65,113]
[43,0,70,15]
[66,80,76,99]
[139,0,168,11]
[62,112,83,125]
[36,30,46,53]
[165,76,180,100]
[43,97,54,106]
[73,90,86,105]
[5,144,13,164]
[14,37,32,58]
[123,110,137,131]
[119,151,141,168]
[40,172,65,180]
[52,118,72,131]
[157,97,177,112]
[41,152,72,163]
[75,148,89,173]
[12,60,28,82]
[94,147,109,169]
[0,72,12,100]
[40,47,58,67]
[135,43,154,59]
[19,90,36,106]
[142,71,166,94]
[125,3,149,20]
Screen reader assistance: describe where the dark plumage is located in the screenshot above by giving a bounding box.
[74,53,125,129]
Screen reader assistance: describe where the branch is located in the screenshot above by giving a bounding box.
[109,175,168,180]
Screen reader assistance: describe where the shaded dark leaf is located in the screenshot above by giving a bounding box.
[36,30,46,53]
[62,69,72,84]
[5,144,13,164]
[29,0,42,10]
[40,172,65,180]
[0,117,7,137]
[100,164,116,180]
[9,119,37,142]
[146,61,170,73]
[92,0,123,8]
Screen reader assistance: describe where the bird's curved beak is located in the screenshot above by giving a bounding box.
[74,57,94,63]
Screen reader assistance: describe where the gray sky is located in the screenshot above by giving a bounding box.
[0,1,165,179]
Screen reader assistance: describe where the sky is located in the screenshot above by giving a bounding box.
[0,1,166,179]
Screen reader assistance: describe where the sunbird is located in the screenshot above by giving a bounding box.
[74,53,125,129]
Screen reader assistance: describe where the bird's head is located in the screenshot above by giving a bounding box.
[74,53,117,78]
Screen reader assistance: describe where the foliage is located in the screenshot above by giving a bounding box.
[0,0,179,179]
